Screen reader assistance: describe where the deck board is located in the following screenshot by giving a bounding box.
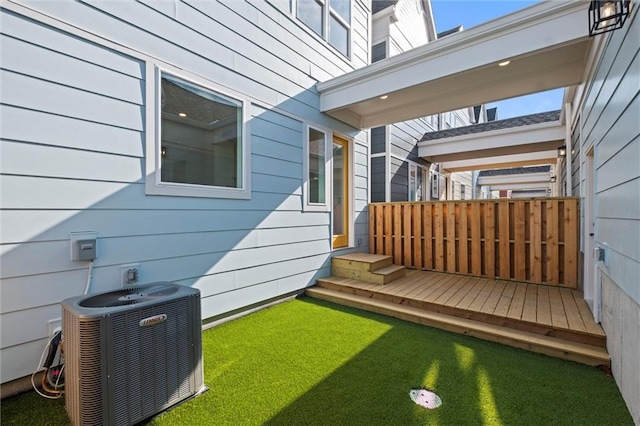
[521,284,538,323]
[466,279,497,312]
[548,287,569,329]
[316,268,606,349]
[560,288,587,333]
[479,280,507,314]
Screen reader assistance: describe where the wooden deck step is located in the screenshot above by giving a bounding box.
[317,274,607,348]
[332,253,405,285]
[306,287,611,367]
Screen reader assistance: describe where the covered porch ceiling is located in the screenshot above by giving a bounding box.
[317,1,591,129]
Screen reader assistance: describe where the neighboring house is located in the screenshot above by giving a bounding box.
[317,1,639,421]
[370,0,475,203]
[0,0,372,390]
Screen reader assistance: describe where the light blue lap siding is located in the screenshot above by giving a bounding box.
[0,1,369,384]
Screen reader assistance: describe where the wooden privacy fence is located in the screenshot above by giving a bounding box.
[368,198,579,288]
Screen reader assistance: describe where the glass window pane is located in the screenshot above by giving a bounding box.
[329,16,348,55]
[330,0,350,21]
[308,128,326,204]
[333,142,345,235]
[161,74,242,188]
[297,0,323,36]
[416,167,423,201]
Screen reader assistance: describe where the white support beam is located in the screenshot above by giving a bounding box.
[484,182,551,191]
[419,121,564,162]
[318,1,590,129]
[478,171,552,188]
[440,150,557,172]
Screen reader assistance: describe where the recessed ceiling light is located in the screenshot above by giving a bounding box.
[380,95,389,100]
[498,60,510,67]
[178,112,187,117]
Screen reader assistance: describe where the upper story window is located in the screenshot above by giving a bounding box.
[371,41,386,63]
[146,68,251,199]
[297,0,351,56]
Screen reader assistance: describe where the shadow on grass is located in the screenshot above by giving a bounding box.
[265,297,631,426]
[0,297,632,426]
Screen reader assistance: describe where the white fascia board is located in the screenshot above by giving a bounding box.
[485,182,551,191]
[478,172,551,186]
[441,150,557,172]
[418,121,564,158]
[317,1,588,110]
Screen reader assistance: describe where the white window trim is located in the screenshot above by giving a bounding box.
[303,124,331,212]
[145,64,251,199]
[290,0,352,58]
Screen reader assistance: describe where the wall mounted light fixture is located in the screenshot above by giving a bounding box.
[557,145,567,158]
[589,1,632,36]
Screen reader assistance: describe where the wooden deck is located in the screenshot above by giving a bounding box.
[308,256,609,365]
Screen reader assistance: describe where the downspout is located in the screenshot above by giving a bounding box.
[565,102,572,196]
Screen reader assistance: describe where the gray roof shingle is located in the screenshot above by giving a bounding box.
[420,110,561,142]
[372,0,398,14]
[437,26,463,39]
[478,166,551,177]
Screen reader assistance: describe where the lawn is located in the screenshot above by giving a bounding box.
[1,297,633,425]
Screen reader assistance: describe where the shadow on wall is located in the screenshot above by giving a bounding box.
[0,5,372,384]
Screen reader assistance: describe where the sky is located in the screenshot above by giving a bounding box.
[430,0,564,119]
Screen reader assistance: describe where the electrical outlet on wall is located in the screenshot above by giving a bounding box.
[48,318,62,338]
[120,263,141,286]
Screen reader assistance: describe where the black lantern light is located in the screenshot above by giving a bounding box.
[589,1,632,36]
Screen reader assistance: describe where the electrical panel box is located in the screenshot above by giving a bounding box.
[77,239,97,261]
[70,232,97,261]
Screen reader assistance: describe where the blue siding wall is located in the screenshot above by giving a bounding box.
[579,8,639,422]
[0,1,370,384]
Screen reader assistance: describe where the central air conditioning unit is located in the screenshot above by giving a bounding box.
[61,282,204,426]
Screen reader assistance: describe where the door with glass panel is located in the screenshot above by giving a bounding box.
[332,136,349,248]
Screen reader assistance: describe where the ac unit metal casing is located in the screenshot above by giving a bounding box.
[61,282,204,426]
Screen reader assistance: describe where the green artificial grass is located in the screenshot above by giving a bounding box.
[1,297,633,425]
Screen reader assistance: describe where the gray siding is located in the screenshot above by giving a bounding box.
[579,9,640,423]
[371,126,386,154]
[0,1,370,384]
[371,157,386,202]
[390,158,408,202]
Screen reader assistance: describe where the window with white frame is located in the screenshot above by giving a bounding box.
[146,69,250,199]
[409,164,427,201]
[297,0,351,56]
[303,125,330,211]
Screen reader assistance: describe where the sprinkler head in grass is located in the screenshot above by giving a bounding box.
[409,388,442,409]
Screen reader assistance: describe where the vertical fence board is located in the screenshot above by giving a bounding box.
[446,203,457,273]
[375,205,384,254]
[393,204,402,264]
[564,201,578,288]
[547,200,559,285]
[530,200,543,283]
[514,202,526,281]
[413,205,423,270]
[423,204,433,270]
[459,203,469,275]
[484,202,496,279]
[384,205,392,256]
[435,203,445,271]
[471,203,482,275]
[499,202,511,279]
[368,198,578,287]
[403,204,413,267]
